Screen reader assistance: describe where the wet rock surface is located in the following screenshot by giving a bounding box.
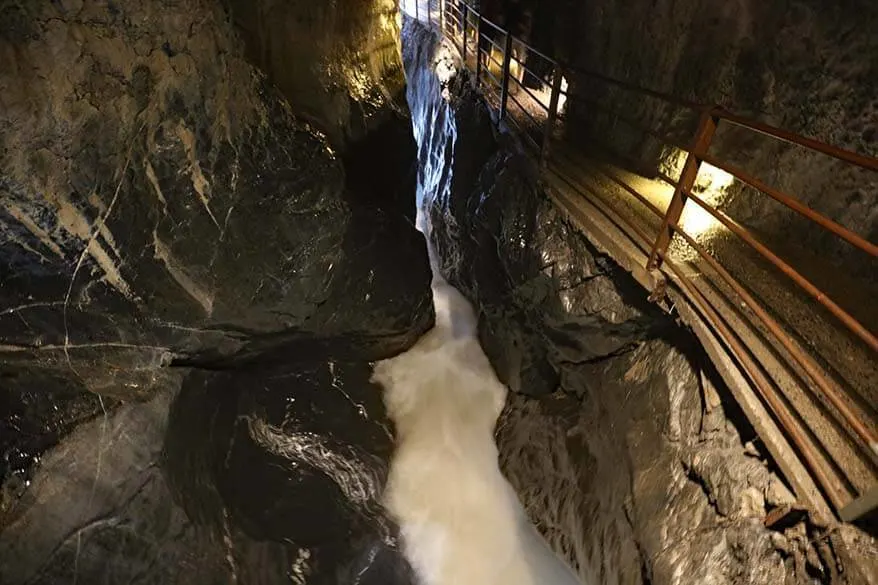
[1,0,428,582]
[164,362,395,548]
[0,0,430,376]
[497,342,799,585]
[404,18,877,585]
[227,0,406,147]
[499,345,878,585]
[404,22,667,398]
[0,364,415,585]
[0,0,431,468]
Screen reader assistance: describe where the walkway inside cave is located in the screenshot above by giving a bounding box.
[544,146,878,501]
[400,0,878,408]
[545,140,878,403]
[398,1,878,518]
[371,209,583,585]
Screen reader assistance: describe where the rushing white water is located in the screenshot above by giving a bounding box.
[371,211,582,585]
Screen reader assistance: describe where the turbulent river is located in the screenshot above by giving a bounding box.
[371,211,583,585]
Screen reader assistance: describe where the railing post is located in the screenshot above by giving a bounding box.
[473,14,482,88]
[647,109,719,270]
[439,0,444,33]
[540,65,563,167]
[414,0,418,21]
[499,31,513,120]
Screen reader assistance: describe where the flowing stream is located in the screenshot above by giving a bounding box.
[370,211,583,585]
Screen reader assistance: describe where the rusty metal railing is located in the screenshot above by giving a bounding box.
[400,0,878,522]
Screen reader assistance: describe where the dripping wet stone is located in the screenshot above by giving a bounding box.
[1,0,428,582]
[162,360,413,583]
[0,377,415,585]
[0,9,432,402]
[163,362,396,547]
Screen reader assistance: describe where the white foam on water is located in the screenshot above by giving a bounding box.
[371,210,583,585]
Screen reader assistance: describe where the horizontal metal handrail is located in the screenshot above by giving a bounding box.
[697,153,878,257]
[443,0,461,16]
[552,104,877,516]
[509,54,543,80]
[508,74,550,112]
[627,160,878,458]
[657,224,855,509]
[475,12,506,34]
[717,110,878,173]
[480,32,504,53]
[509,56,552,90]
[646,165,878,358]
[606,161,878,464]
[554,151,868,509]
[679,181,878,362]
[441,13,460,33]
[630,170,878,457]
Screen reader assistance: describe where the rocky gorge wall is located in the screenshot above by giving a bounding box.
[227,0,407,147]
[403,18,877,585]
[0,0,431,582]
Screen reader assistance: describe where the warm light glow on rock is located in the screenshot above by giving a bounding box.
[661,147,735,236]
[530,76,569,116]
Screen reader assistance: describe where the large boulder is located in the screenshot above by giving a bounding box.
[0,364,416,584]
[0,1,430,581]
[0,0,431,479]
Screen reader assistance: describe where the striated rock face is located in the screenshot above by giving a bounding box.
[1,0,428,582]
[403,18,876,585]
[0,0,431,468]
